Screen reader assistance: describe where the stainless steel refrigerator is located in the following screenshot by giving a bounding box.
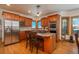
[4,20,20,45]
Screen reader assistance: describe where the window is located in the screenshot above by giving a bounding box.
[61,18,68,35]
[32,21,36,28]
[38,21,42,28]
[72,17,79,33]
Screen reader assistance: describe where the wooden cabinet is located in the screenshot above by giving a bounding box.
[25,18,32,27]
[44,36,56,53]
[2,12,32,23]
[3,12,14,20]
[41,17,49,27]
[37,33,56,53]
[48,14,59,22]
[19,31,26,41]
[19,17,25,22]
[41,14,60,27]
[41,14,61,42]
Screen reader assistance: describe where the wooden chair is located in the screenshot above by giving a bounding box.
[75,33,79,54]
[36,35,44,53]
[25,31,31,48]
[30,32,44,53]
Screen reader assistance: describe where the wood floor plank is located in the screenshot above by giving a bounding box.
[0,40,78,54]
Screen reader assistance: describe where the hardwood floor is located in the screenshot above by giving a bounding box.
[0,40,78,54]
[52,41,78,54]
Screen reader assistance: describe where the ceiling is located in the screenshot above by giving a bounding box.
[0,4,79,17]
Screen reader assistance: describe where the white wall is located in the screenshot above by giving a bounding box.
[59,9,79,17]
[0,9,4,42]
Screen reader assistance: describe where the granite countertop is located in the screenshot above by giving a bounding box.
[37,33,56,37]
[19,27,33,31]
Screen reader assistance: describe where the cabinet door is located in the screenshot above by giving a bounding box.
[25,19,32,27]
[41,18,49,27]
[19,31,26,41]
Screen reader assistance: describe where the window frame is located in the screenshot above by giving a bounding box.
[38,21,42,29]
[61,17,68,35]
[72,16,79,34]
[32,20,36,28]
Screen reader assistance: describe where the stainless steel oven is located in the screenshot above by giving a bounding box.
[49,22,56,33]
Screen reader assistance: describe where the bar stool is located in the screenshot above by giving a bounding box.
[30,32,44,53]
[30,31,37,53]
[25,31,31,48]
[36,35,44,53]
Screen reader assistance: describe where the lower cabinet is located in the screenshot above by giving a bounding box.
[19,31,26,41]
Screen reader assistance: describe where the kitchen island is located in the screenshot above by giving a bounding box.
[19,27,33,41]
[37,33,57,53]
[19,27,57,53]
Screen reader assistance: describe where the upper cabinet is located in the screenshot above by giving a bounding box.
[41,17,49,27]
[2,12,25,22]
[24,18,32,27]
[2,11,32,27]
[41,14,60,27]
[2,12,14,20]
[48,14,60,22]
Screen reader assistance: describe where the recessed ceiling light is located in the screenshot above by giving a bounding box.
[37,14,40,16]
[6,4,10,6]
[28,10,31,13]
